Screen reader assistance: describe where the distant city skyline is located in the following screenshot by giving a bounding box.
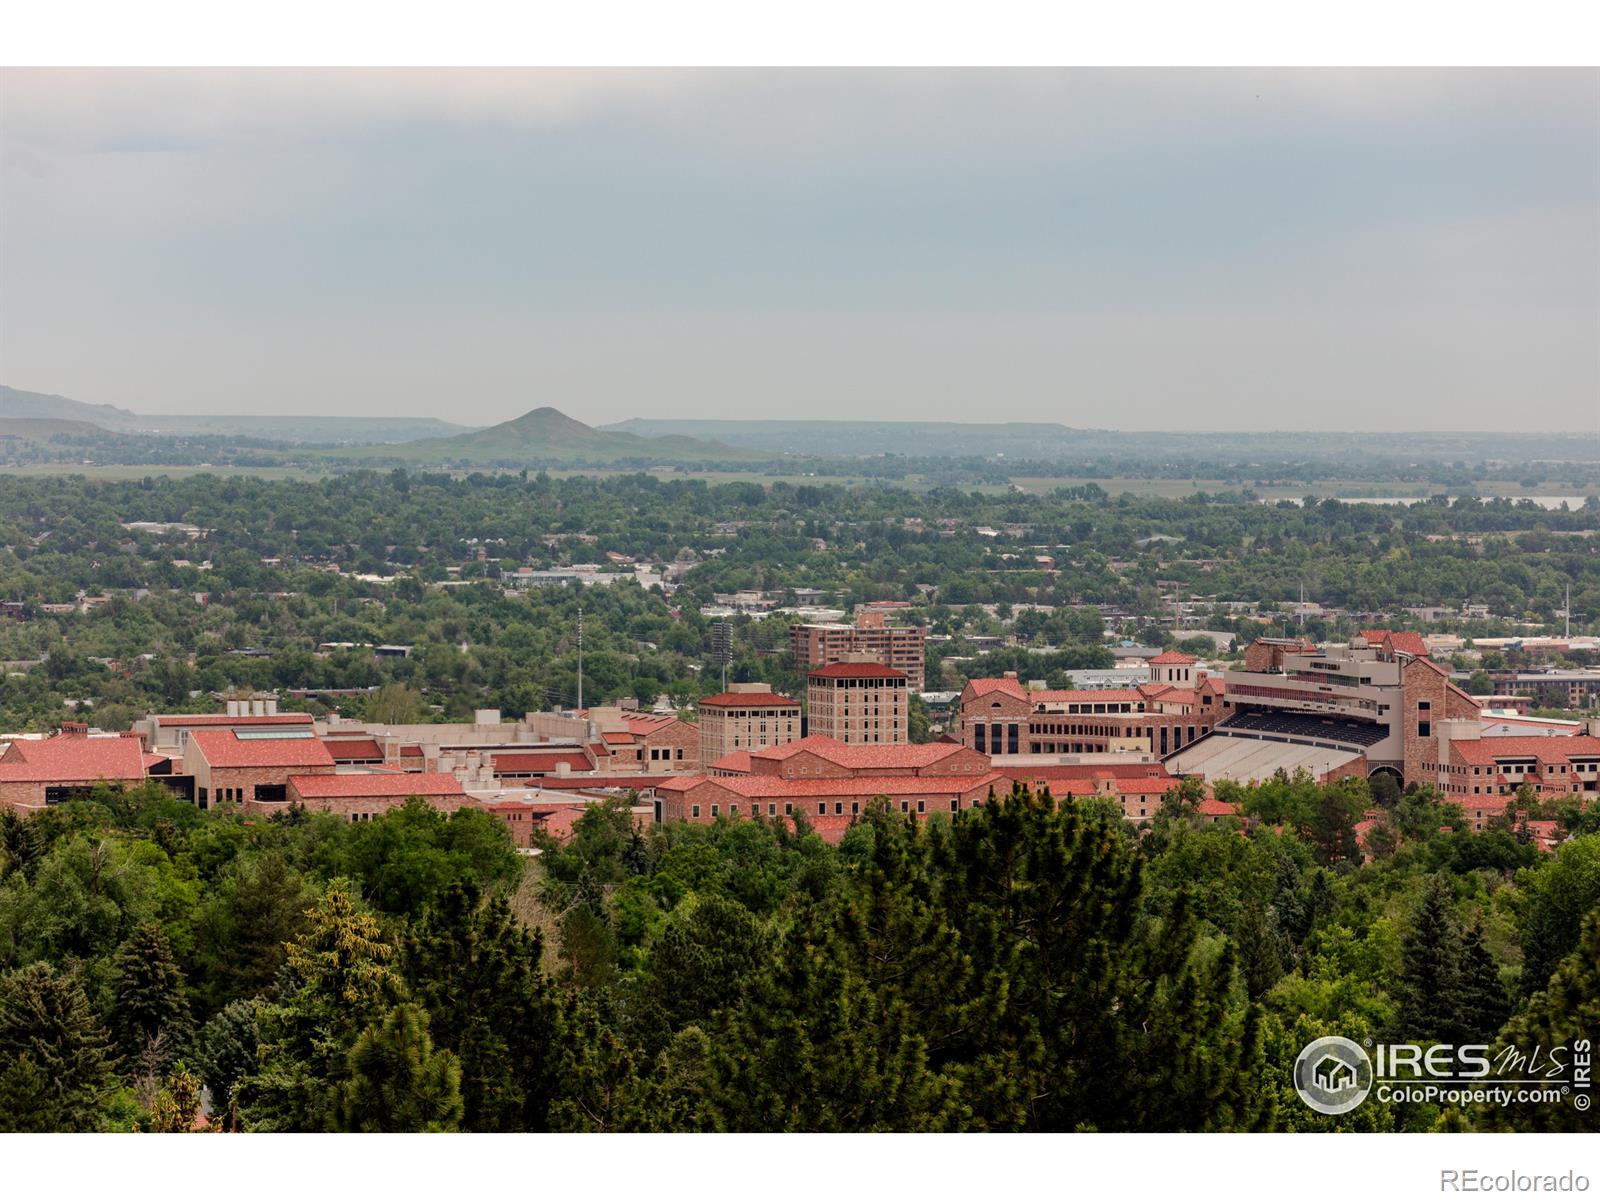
[1,67,1595,432]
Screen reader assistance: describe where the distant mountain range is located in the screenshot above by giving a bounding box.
[0,386,475,445]
[345,406,762,466]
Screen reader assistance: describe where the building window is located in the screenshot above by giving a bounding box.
[950,798,959,812]
[711,804,719,817]
[851,802,860,815]
[729,803,739,816]
[768,803,777,816]
[835,802,844,815]
[818,802,826,815]
[917,800,926,814]
[901,800,910,812]
[784,802,792,815]
[691,805,700,818]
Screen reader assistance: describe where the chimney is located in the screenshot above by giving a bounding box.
[227,699,242,717]
[251,698,266,716]
[265,697,278,715]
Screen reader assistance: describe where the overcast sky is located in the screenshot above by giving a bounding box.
[0,68,1595,431]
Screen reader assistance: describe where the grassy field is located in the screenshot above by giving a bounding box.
[0,463,334,481]
[5,461,1596,504]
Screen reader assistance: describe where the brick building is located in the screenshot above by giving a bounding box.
[0,726,147,813]
[579,708,701,773]
[957,657,1226,760]
[656,735,1003,843]
[138,709,314,754]
[184,728,335,809]
[807,662,909,744]
[696,683,801,764]
[790,607,927,692]
[274,771,471,820]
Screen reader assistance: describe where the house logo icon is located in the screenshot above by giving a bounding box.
[1294,1036,1373,1115]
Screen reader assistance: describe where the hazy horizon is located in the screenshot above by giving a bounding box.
[2,68,1596,433]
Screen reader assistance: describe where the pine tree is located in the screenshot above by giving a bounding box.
[1479,909,1600,1132]
[342,1004,464,1132]
[236,881,405,1131]
[1396,874,1465,1044]
[402,884,562,1131]
[110,922,193,1069]
[191,998,264,1116]
[1457,919,1512,1044]
[0,962,119,1132]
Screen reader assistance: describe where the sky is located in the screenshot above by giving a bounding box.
[0,67,1595,431]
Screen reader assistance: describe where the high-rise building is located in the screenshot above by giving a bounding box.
[790,607,927,692]
[807,662,908,744]
[697,683,801,765]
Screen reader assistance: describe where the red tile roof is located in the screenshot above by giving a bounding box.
[1197,798,1237,816]
[399,744,424,757]
[748,736,972,771]
[0,734,147,783]
[708,751,753,773]
[965,677,1029,701]
[808,662,906,679]
[1448,735,1600,767]
[1029,688,1145,706]
[697,691,800,708]
[324,737,384,761]
[287,772,465,799]
[600,731,636,745]
[1384,631,1430,658]
[1359,628,1391,644]
[1149,650,1197,665]
[187,729,335,770]
[492,749,594,774]
[660,772,1006,799]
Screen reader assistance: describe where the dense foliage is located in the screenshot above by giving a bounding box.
[1,472,1595,730]
[1,777,1594,1132]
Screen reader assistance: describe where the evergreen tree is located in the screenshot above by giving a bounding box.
[639,892,766,1042]
[0,962,119,1132]
[1479,909,1600,1132]
[191,998,264,1116]
[342,1004,464,1132]
[191,850,312,1011]
[110,922,192,1070]
[1457,919,1512,1044]
[236,882,405,1131]
[402,884,562,1131]
[141,1065,208,1133]
[1396,875,1464,1044]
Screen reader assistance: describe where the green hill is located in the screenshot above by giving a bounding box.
[0,416,112,442]
[344,406,764,467]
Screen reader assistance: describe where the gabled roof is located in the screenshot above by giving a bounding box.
[288,772,465,799]
[492,749,594,773]
[1448,735,1600,767]
[325,737,384,761]
[963,677,1028,701]
[708,751,753,773]
[659,772,1006,799]
[808,662,907,680]
[0,734,147,783]
[187,729,335,770]
[748,735,972,771]
[1148,650,1197,665]
[1384,631,1430,658]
